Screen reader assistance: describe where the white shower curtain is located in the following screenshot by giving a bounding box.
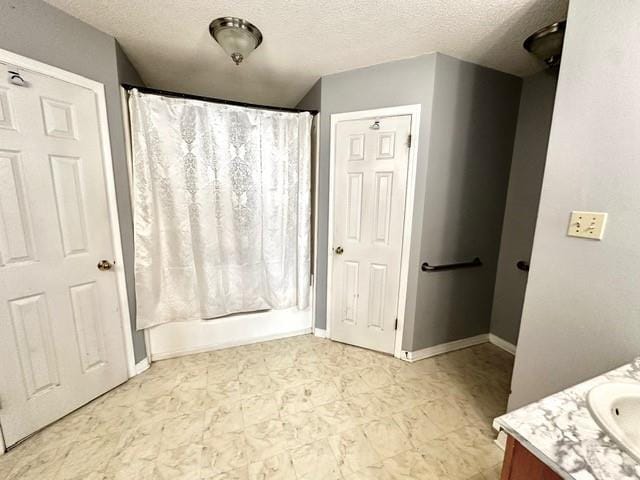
[128,90,312,330]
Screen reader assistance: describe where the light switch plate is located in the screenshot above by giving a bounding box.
[567,211,607,240]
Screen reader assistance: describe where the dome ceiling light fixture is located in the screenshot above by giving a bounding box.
[523,20,566,68]
[209,17,263,66]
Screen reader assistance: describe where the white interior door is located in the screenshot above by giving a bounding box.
[330,114,412,353]
[0,63,128,447]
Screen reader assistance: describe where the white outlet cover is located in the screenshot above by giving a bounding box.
[567,211,608,240]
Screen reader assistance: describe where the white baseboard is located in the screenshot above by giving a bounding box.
[147,307,313,361]
[313,328,327,338]
[402,334,489,362]
[488,333,517,355]
[401,333,517,363]
[134,357,150,376]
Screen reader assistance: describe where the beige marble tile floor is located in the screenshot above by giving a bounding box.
[0,334,514,479]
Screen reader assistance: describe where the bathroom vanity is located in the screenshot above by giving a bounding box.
[494,358,640,479]
[500,435,561,479]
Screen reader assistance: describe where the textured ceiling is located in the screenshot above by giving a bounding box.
[43,0,568,107]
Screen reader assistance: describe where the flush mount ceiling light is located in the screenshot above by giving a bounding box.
[523,21,566,68]
[209,17,263,66]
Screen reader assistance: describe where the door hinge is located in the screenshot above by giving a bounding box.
[407,134,412,148]
[394,318,398,330]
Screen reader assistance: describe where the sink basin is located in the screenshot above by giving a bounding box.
[587,382,640,463]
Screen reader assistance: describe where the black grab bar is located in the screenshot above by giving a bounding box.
[421,257,482,272]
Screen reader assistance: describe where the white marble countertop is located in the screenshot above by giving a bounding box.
[494,358,640,480]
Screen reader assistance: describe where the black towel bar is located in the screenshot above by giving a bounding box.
[421,257,482,272]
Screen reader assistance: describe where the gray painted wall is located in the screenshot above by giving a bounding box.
[114,43,146,362]
[296,80,321,277]
[306,53,520,351]
[408,54,521,351]
[508,0,640,410]
[489,71,558,346]
[297,79,321,111]
[0,0,147,362]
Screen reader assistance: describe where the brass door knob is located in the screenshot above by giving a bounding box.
[97,260,114,271]
[334,246,344,255]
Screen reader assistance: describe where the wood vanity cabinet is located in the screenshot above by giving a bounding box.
[500,435,563,480]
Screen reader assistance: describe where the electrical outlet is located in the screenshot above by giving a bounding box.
[567,211,607,240]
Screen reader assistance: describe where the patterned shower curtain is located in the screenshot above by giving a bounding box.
[128,90,312,330]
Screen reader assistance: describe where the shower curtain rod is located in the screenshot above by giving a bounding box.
[121,84,319,115]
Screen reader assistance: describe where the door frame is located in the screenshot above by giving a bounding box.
[326,105,421,359]
[0,48,136,378]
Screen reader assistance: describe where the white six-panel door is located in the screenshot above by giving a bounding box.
[0,62,129,446]
[330,115,412,353]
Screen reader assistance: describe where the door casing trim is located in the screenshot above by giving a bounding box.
[327,104,421,359]
[0,48,136,380]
